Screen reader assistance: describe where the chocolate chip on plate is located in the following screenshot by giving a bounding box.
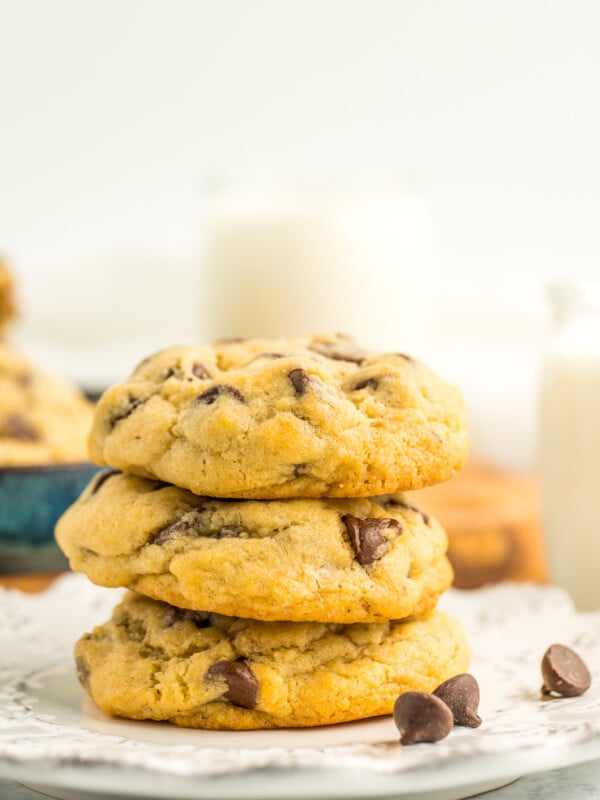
[541,644,592,697]
[206,660,259,709]
[342,515,400,566]
[393,691,454,745]
[433,674,482,728]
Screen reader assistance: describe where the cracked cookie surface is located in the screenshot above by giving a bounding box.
[56,472,453,623]
[75,591,470,729]
[0,345,93,466]
[88,334,469,498]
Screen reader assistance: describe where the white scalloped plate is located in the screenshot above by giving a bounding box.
[1,576,599,800]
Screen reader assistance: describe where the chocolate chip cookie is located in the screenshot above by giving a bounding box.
[88,334,469,498]
[74,591,470,729]
[0,345,93,465]
[0,259,16,338]
[56,472,453,623]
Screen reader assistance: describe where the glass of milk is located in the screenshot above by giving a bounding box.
[539,282,600,610]
[198,174,434,353]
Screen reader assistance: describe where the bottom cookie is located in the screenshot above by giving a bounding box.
[75,593,470,729]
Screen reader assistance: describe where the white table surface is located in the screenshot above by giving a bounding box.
[2,758,600,799]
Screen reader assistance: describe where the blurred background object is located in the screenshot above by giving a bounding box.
[202,173,433,352]
[413,462,547,589]
[539,282,600,609]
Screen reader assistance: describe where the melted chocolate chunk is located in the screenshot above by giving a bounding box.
[353,377,379,391]
[163,606,210,628]
[385,499,429,526]
[288,368,311,395]
[75,656,91,690]
[542,644,592,697]
[341,515,400,565]
[309,341,366,364]
[90,469,122,495]
[192,363,211,379]
[394,692,453,745]
[206,660,259,709]
[153,509,204,544]
[194,385,245,405]
[433,674,482,728]
[162,366,182,380]
[3,414,39,441]
[217,525,242,538]
[148,480,171,492]
[293,463,310,478]
[110,397,147,427]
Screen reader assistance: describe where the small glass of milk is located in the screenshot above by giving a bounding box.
[198,173,434,353]
[539,282,600,610]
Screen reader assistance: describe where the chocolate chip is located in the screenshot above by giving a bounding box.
[90,469,122,495]
[393,692,454,745]
[162,366,182,380]
[309,341,366,364]
[541,644,592,697]
[353,377,379,390]
[3,414,39,442]
[110,396,147,426]
[192,363,211,379]
[385,499,430,526]
[164,606,210,628]
[433,674,482,728]
[194,385,245,405]
[341,515,400,565]
[293,463,310,477]
[75,656,91,690]
[152,509,204,544]
[207,660,259,709]
[217,526,241,538]
[288,368,311,395]
[148,480,171,492]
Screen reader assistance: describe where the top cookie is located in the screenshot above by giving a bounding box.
[89,334,469,498]
[0,345,93,466]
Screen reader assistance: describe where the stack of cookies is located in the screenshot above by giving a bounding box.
[57,334,471,729]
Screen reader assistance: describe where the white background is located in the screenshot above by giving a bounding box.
[2,0,600,470]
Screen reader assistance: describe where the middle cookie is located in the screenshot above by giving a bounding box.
[56,471,453,623]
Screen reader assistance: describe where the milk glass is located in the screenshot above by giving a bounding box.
[199,175,434,352]
[539,282,600,610]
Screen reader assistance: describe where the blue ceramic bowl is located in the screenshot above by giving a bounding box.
[0,462,101,573]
